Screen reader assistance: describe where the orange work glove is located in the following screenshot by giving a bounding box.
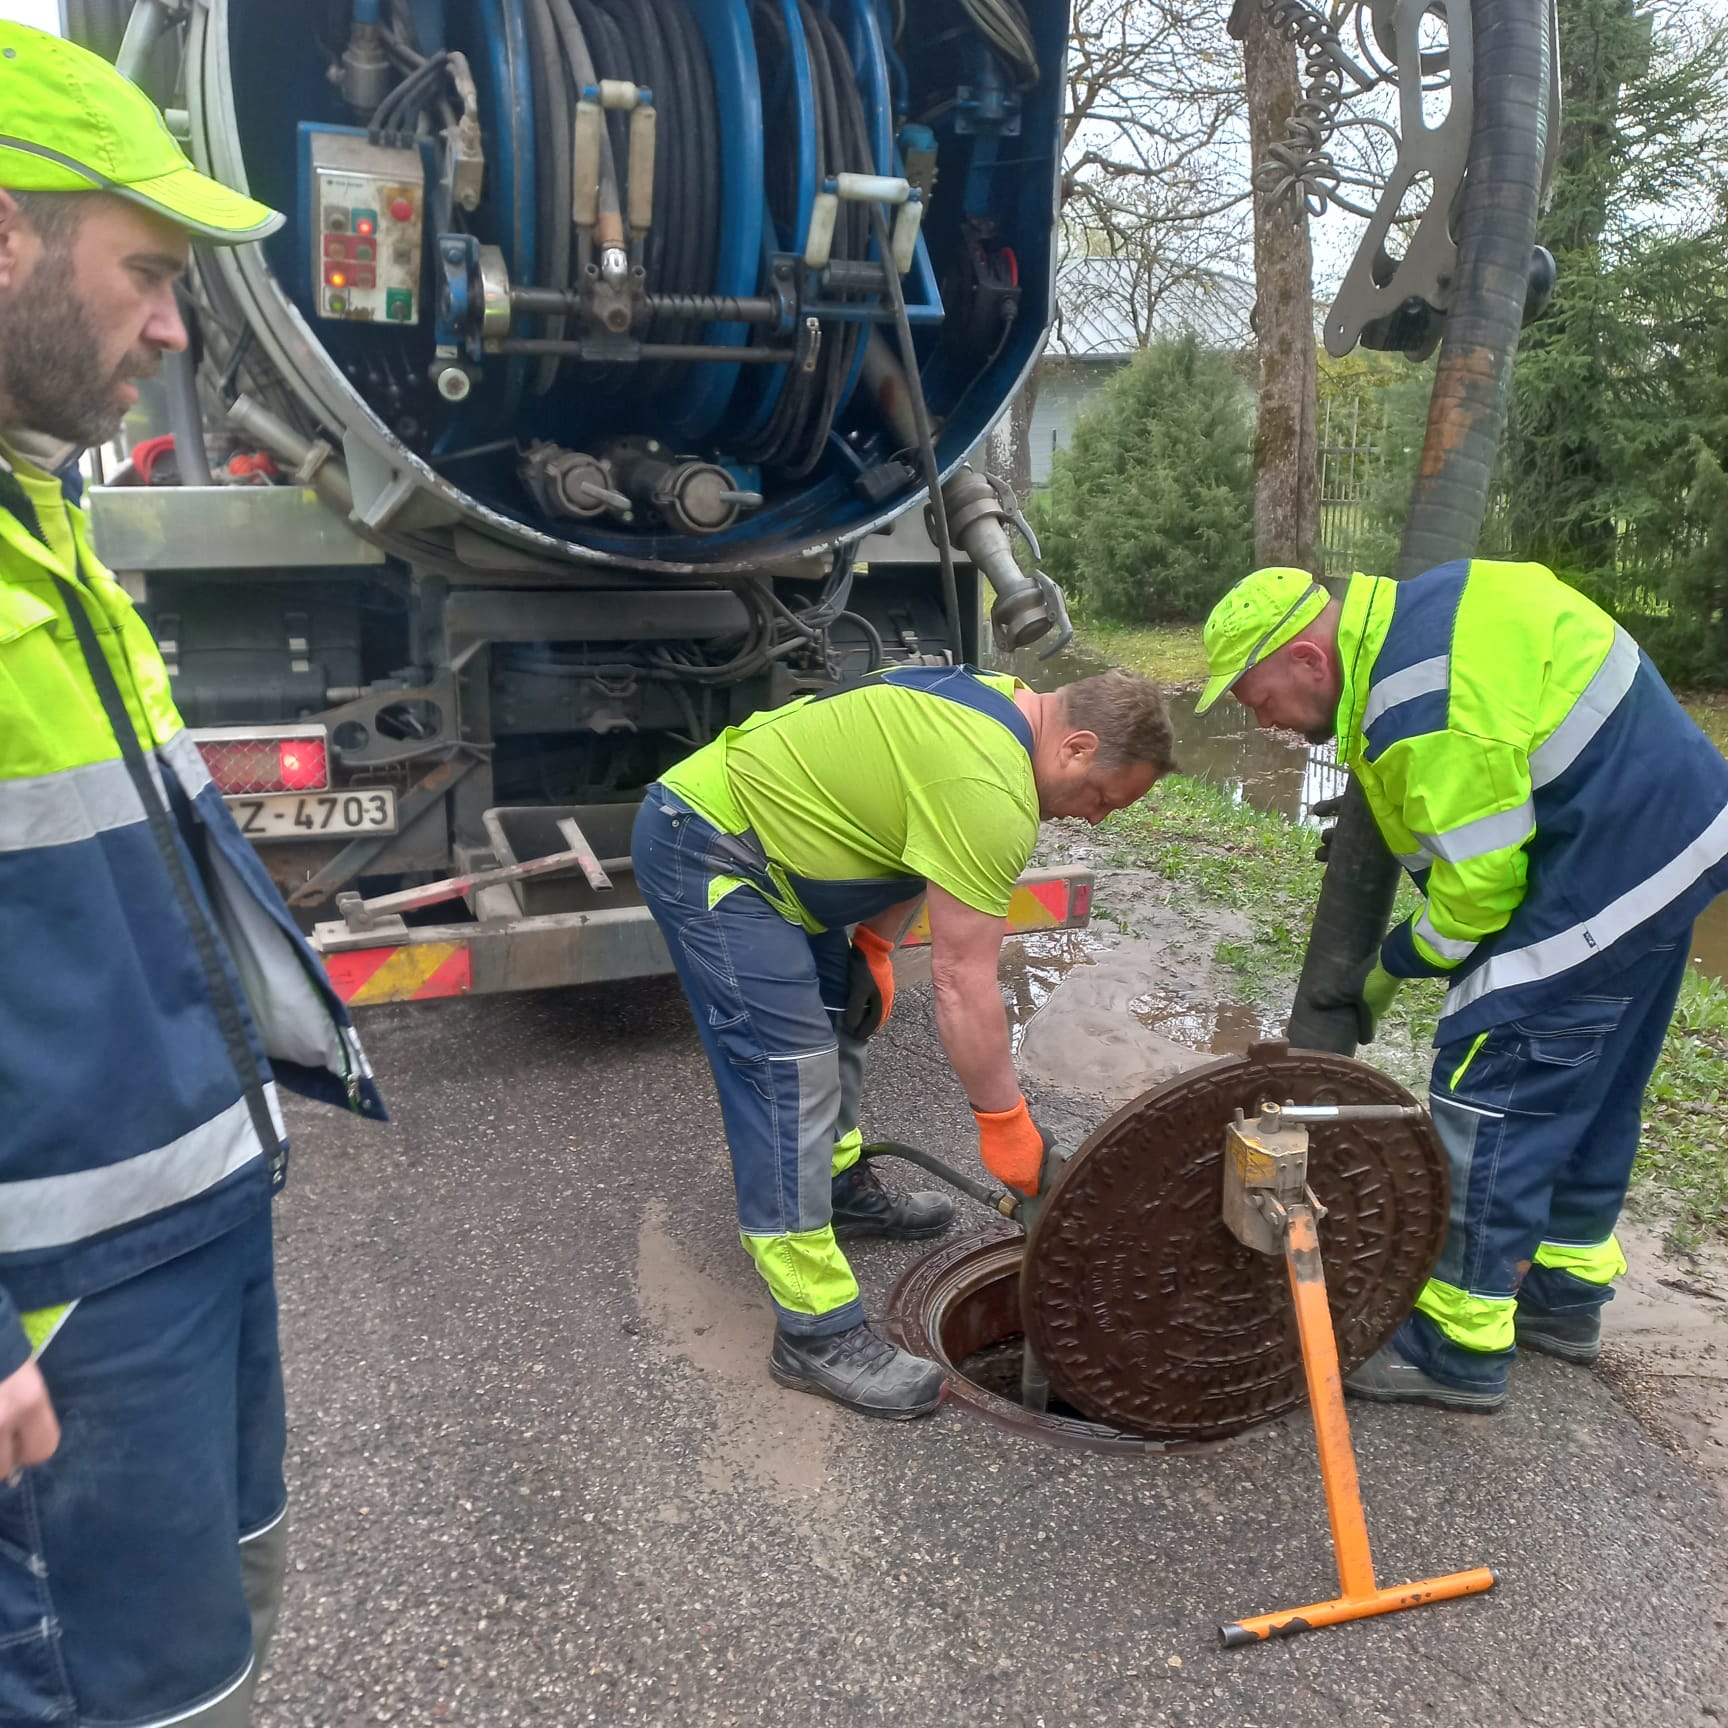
[973,1096,1051,1196]
[844,925,897,1040]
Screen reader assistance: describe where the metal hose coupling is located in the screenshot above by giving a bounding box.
[938,467,1073,659]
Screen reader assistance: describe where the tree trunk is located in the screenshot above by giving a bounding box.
[989,367,1041,503]
[1236,3,1321,572]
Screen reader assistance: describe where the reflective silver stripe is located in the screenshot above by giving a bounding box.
[1446,801,1728,1014]
[0,756,145,853]
[0,1086,280,1254]
[1528,628,1641,790]
[1396,849,1429,872]
[1416,904,1478,964]
[1362,654,1449,732]
[0,733,212,855]
[1413,800,1535,865]
[159,727,215,798]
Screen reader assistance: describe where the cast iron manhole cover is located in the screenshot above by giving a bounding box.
[1021,1041,1448,1443]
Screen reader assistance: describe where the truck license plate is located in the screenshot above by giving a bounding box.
[229,789,398,838]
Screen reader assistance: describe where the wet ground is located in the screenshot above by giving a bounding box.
[985,866,1728,1516]
[258,980,1728,1726]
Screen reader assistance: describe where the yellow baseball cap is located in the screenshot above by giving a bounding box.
[1195,568,1331,715]
[0,22,281,244]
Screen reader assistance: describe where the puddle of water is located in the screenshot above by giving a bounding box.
[1130,988,1285,1055]
[1007,643,1728,983]
[1691,899,1728,984]
[997,929,1102,1053]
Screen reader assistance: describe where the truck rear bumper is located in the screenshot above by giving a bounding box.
[314,867,1094,1006]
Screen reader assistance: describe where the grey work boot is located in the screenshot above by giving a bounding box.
[1515,1306,1602,1365]
[1344,1339,1506,1414]
[830,1160,955,1242]
[770,1321,947,1419]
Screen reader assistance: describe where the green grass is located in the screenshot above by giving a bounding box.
[1639,970,1728,1249]
[1093,771,1728,1246]
[1678,689,1728,757]
[1069,616,1208,687]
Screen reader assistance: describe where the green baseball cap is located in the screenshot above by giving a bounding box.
[1195,567,1331,715]
[0,22,281,244]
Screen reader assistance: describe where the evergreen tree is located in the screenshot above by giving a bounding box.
[1491,0,1728,665]
[1031,333,1254,624]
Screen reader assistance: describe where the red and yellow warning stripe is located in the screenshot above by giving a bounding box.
[900,873,1090,947]
[324,942,472,1006]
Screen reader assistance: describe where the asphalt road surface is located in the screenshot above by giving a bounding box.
[255,977,1728,1728]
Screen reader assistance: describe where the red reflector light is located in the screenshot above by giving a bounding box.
[196,734,330,795]
[278,739,329,790]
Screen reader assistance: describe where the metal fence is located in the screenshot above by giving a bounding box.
[1317,393,1392,578]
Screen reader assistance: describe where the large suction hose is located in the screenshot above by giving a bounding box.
[1286,0,1553,1054]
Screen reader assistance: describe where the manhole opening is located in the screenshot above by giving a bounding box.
[888,1233,1184,1455]
[955,1336,1094,1422]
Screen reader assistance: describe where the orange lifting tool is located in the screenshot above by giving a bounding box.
[1217,1101,1498,1647]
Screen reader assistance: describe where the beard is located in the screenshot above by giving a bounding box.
[0,247,154,448]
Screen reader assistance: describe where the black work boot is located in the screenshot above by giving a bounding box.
[830,1160,955,1242]
[1344,1338,1505,1414]
[1515,1306,1602,1365]
[770,1321,947,1419]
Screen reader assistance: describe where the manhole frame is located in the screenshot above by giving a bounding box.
[886,1231,1202,1455]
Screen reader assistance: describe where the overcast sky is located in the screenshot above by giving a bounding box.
[2,2,63,32]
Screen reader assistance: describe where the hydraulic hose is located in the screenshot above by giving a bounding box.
[861,1141,1017,1218]
[164,291,214,487]
[523,0,570,396]
[871,205,967,661]
[1286,0,1553,1055]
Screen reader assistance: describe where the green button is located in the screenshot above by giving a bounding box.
[327,293,347,314]
[385,288,414,321]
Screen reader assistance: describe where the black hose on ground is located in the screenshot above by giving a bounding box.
[1286,0,1553,1055]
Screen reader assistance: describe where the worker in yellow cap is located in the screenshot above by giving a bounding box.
[0,24,382,1726]
[1198,561,1728,1413]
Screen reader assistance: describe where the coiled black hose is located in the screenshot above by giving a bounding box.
[737,0,869,477]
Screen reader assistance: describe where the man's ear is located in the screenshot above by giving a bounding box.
[1060,729,1100,768]
[0,191,31,293]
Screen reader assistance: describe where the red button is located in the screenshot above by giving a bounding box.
[352,265,377,289]
[390,197,414,223]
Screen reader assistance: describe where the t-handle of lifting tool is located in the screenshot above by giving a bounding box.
[1217,1101,1497,1646]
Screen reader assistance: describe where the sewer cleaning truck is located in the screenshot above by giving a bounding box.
[63,0,1092,1002]
[60,0,1541,1012]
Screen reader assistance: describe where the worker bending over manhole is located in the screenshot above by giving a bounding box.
[633,666,1174,1419]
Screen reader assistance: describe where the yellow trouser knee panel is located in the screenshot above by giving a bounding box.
[741,1226,860,1318]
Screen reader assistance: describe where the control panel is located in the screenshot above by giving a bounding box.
[304,130,425,325]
